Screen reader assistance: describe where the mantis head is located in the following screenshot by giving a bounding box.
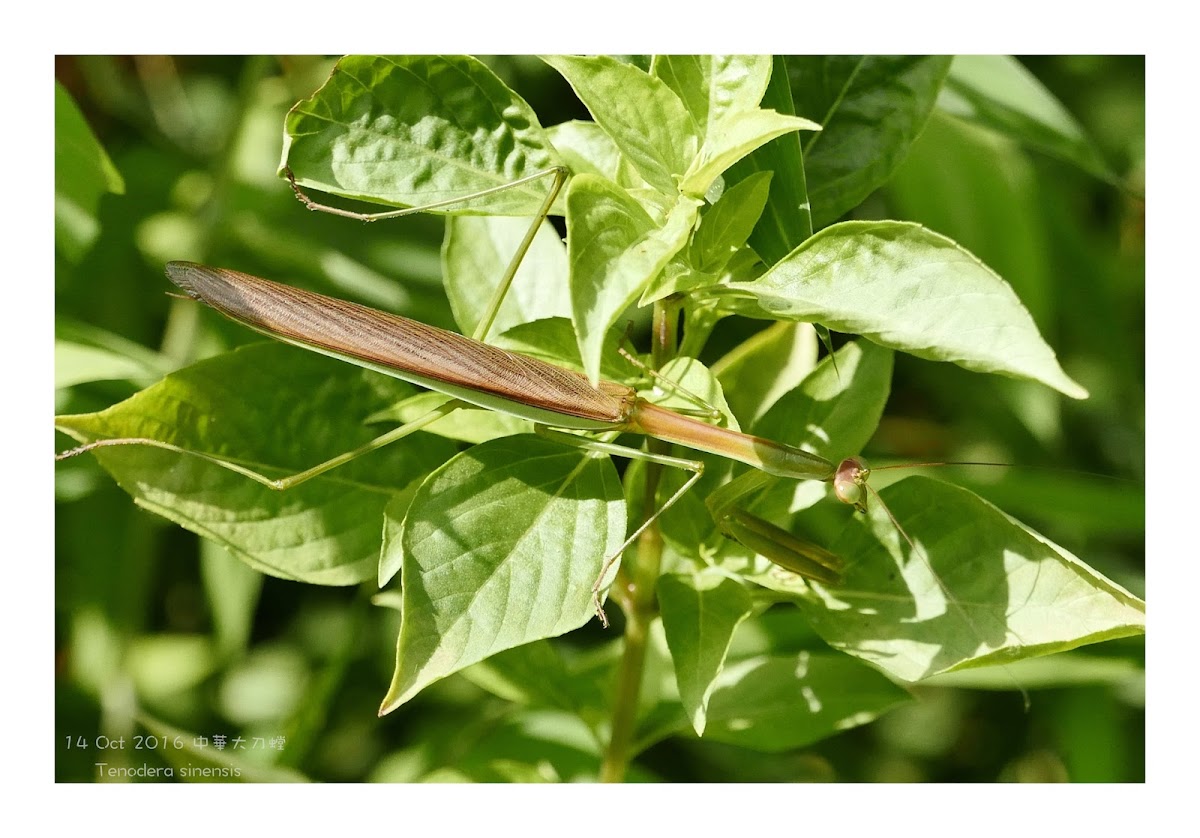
[833,457,871,513]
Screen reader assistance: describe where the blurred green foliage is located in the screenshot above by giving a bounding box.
[54,55,1143,783]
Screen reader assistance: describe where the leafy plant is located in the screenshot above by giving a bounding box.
[55,55,1145,783]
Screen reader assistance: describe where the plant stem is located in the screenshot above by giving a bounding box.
[599,446,666,782]
[600,302,675,782]
[599,590,649,780]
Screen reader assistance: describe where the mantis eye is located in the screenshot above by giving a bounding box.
[833,457,870,513]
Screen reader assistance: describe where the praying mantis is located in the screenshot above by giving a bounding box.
[55,56,1143,751]
[59,255,858,609]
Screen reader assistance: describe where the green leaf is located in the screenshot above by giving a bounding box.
[711,321,818,427]
[886,110,1052,326]
[754,339,893,465]
[940,55,1114,182]
[379,435,625,713]
[56,82,124,262]
[283,55,562,215]
[925,651,1143,691]
[442,215,570,338]
[729,220,1088,398]
[546,119,623,181]
[801,477,1146,683]
[681,108,820,199]
[629,195,704,309]
[567,175,652,377]
[724,56,813,264]
[378,485,420,588]
[786,56,953,229]
[55,344,455,585]
[542,55,698,194]
[658,570,754,735]
[567,175,700,382]
[651,55,772,139]
[702,652,911,751]
[691,170,773,273]
[637,259,718,304]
